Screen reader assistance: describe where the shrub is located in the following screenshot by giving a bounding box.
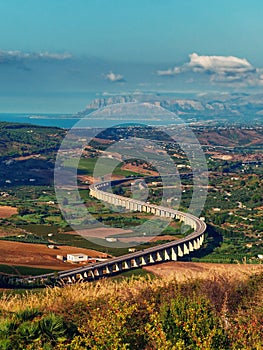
[159,295,230,349]
[0,309,77,350]
[0,272,262,349]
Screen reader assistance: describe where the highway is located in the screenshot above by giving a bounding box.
[20,177,206,284]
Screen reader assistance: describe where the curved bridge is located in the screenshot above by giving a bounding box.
[21,178,206,284]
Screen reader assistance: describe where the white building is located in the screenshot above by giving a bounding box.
[105,237,117,242]
[67,253,89,263]
[128,248,136,253]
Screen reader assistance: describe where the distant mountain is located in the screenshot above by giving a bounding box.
[77,95,137,118]
[76,93,263,122]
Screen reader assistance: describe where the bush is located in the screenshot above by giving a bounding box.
[0,272,262,349]
[160,296,230,349]
[0,309,77,350]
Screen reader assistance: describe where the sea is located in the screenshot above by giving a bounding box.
[0,92,198,129]
[0,113,189,129]
[0,113,79,129]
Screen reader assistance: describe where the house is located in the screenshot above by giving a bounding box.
[105,237,117,242]
[67,253,89,263]
[56,255,66,261]
[128,248,136,253]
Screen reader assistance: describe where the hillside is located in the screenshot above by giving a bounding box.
[0,269,262,349]
[194,126,263,148]
[0,123,65,186]
[0,122,65,158]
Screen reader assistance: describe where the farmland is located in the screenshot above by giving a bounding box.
[0,122,262,279]
[0,240,106,271]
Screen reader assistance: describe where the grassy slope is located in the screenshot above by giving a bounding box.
[0,270,262,349]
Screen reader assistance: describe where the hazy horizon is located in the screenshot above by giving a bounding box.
[1,1,263,113]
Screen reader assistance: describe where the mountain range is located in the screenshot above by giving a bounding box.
[76,92,263,122]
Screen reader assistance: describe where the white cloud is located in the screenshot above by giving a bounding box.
[0,49,72,63]
[188,53,254,73]
[105,71,125,83]
[156,67,179,76]
[157,53,263,86]
[37,52,72,60]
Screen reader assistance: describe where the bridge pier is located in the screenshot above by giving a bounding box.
[183,243,189,255]
[123,260,131,269]
[113,262,122,272]
[94,268,102,277]
[140,256,147,266]
[178,245,184,257]
[149,254,155,263]
[171,247,177,261]
[156,252,163,262]
[131,258,140,268]
[104,265,113,274]
[164,249,170,261]
[87,270,94,279]
[25,178,206,285]
[189,241,194,252]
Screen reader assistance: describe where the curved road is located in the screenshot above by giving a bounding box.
[20,177,206,284]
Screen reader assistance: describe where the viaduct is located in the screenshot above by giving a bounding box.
[21,178,206,284]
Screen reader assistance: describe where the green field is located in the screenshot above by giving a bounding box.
[64,157,146,177]
[0,264,59,277]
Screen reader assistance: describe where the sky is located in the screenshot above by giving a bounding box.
[1,0,263,112]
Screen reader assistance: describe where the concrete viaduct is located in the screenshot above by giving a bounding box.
[21,178,206,285]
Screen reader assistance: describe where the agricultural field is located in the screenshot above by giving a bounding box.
[0,122,262,278]
[0,240,106,270]
[0,206,17,218]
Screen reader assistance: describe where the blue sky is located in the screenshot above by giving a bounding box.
[1,0,263,112]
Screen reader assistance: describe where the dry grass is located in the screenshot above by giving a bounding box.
[0,277,159,313]
[143,261,263,282]
[0,267,262,315]
[0,270,262,349]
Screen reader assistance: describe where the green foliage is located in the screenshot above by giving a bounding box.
[0,234,51,245]
[38,314,68,345]
[160,296,230,349]
[0,272,263,349]
[15,308,41,322]
[0,309,76,350]
[0,122,65,158]
[0,265,59,279]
